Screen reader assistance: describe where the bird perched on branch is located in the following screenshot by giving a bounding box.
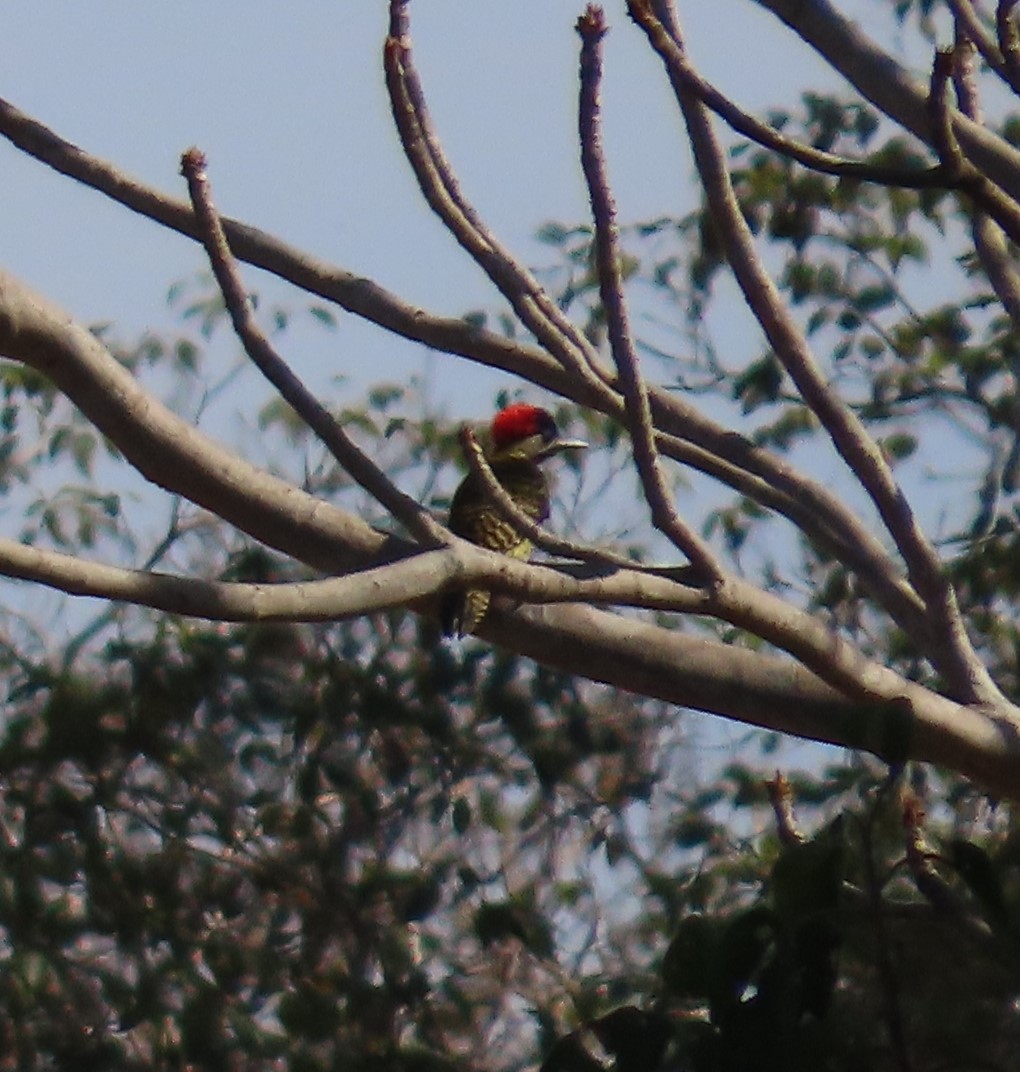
[441,404,587,638]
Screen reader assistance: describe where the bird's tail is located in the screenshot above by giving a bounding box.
[440,588,491,638]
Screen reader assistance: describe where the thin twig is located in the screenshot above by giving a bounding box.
[180,148,445,548]
[576,7,721,578]
[384,0,614,398]
[947,0,1020,94]
[998,0,1020,78]
[634,4,951,189]
[630,0,1005,707]
[766,772,804,846]
[2,276,1019,794]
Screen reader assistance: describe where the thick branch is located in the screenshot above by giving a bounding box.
[0,269,390,574]
[0,270,1017,797]
[482,604,1020,802]
[0,277,904,704]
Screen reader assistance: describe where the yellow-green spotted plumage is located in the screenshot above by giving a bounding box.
[442,405,586,638]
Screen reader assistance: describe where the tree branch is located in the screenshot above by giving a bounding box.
[630,0,1005,708]
[754,0,1020,202]
[947,0,1020,95]
[0,270,1018,797]
[928,46,1020,247]
[180,147,446,547]
[482,603,1020,802]
[633,6,950,189]
[0,268,389,574]
[998,0,1020,80]
[577,7,722,579]
[0,95,929,642]
[384,0,613,399]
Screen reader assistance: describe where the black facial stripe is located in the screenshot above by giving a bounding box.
[537,411,558,443]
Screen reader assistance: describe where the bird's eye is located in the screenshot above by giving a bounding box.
[537,413,558,443]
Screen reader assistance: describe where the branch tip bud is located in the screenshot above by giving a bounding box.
[576,4,607,38]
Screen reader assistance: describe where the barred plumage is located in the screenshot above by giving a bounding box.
[441,405,586,638]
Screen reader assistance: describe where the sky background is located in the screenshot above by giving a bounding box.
[0,1,880,417]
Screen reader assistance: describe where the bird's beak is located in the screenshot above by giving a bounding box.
[540,437,588,458]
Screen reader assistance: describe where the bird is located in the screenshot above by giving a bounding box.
[441,404,587,638]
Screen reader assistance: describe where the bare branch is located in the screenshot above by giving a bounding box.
[998,0,1020,78]
[459,422,958,713]
[0,96,574,400]
[0,268,388,574]
[973,215,1020,330]
[752,0,1020,204]
[929,50,969,186]
[0,285,1012,797]
[0,511,714,625]
[384,0,614,398]
[180,147,445,548]
[951,34,1020,335]
[928,46,1020,246]
[951,33,984,124]
[0,271,937,716]
[0,277,1017,796]
[484,603,1020,801]
[629,0,1004,707]
[631,5,949,189]
[576,9,723,579]
[0,536,433,622]
[0,95,929,639]
[948,0,1020,94]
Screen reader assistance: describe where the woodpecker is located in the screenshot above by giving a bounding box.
[442,404,587,637]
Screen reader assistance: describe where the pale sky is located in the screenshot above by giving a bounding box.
[0,2,861,416]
